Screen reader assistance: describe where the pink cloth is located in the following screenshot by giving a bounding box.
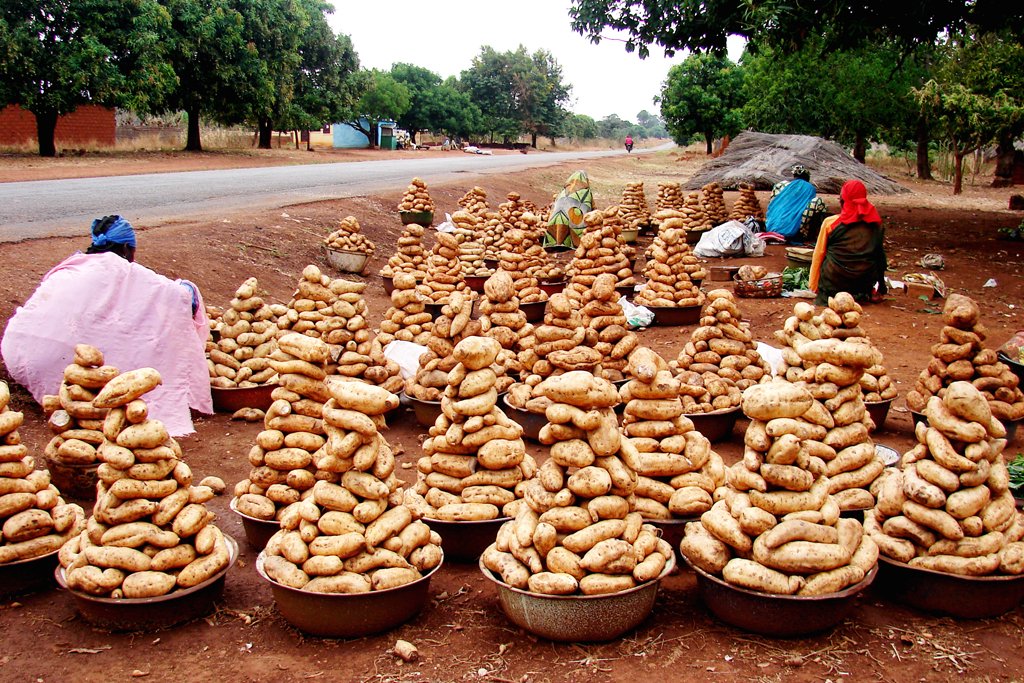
[1,252,212,435]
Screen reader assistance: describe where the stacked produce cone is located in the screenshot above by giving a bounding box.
[866,381,1023,576]
[496,229,548,303]
[670,290,771,413]
[376,272,432,346]
[208,278,280,388]
[477,271,532,374]
[577,273,638,381]
[681,191,713,231]
[42,345,116,471]
[261,381,444,592]
[618,182,650,229]
[458,186,489,217]
[418,232,470,304]
[619,348,725,519]
[325,216,375,254]
[482,371,674,594]
[59,368,230,598]
[601,206,637,262]
[405,337,533,521]
[633,224,705,308]
[0,381,86,564]
[906,294,1024,424]
[701,182,728,227]
[404,292,490,401]
[499,192,542,232]
[452,211,489,276]
[379,223,428,279]
[680,379,879,595]
[233,334,333,521]
[479,212,506,261]
[656,182,685,213]
[398,177,434,214]
[563,211,635,305]
[729,183,764,221]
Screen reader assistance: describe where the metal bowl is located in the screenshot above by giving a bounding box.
[0,548,61,600]
[685,557,878,637]
[709,265,740,282]
[998,352,1024,385]
[500,395,545,442]
[423,301,445,320]
[875,443,900,467]
[865,398,895,432]
[520,300,546,323]
[230,496,280,550]
[538,280,565,296]
[480,551,675,642]
[381,275,395,294]
[44,456,98,501]
[647,305,702,327]
[621,228,639,243]
[257,551,442,637]
[615,284,635,300]
[325,248,369,274]
[210,383,277,413]
[54,534,238,631]
[422,517,509,562]
[686,406,741,443]
[543,244,574,254]
[685,229,708,245]
[465,275,488,293]
[484,258,499,271]
[399,210,434,226]
[876,555,1024,618]
[406,395,442,427]
[648,517,694,563]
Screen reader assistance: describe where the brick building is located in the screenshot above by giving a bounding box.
[0,104,116,147]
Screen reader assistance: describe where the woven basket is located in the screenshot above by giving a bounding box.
[734,273,783,298]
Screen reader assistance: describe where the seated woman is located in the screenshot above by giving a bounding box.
[1,216,212,436]
[809,180,887,306]
[766,164,828,242]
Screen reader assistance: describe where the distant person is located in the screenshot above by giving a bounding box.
[1,216,212,435]
[766,164,827,242]
[624,135,634,153]
[809,180,887,305]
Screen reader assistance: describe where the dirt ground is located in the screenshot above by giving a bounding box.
[0,148,1023,682]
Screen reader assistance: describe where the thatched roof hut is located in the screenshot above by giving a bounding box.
[685,131,908,195]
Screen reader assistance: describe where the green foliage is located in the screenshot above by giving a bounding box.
[344,69,411,147]
[562,113,598,140]
[1008,453,1024,491]
[659,54,743,152]
[390,64,483,141]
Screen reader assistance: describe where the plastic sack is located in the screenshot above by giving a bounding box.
[755,342,785,376]
[619,296,654,329]
[383,340,428,379]
[435,213,455,232]
[694,220,765,258]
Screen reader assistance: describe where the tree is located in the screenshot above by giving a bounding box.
[426,79,483,140]
[390,63,440,143]
[524,49,571,147]
[563,114,599,140]
[0,0,173,156]
[659,54,743,154]
[636,111,668,138]
[569,0,1023,57]
[343,69,410,148]
[284,14,359,140]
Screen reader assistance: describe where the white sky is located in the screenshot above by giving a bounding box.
[327,0,744,123]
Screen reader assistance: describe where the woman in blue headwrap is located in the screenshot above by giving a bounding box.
[85,214,137,261]
[765,165,828,242]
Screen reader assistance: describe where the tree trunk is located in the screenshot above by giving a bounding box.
[35,110,59,158]
[257,120,272,149]
[853,132,866,163]
[916,116,932,180]
[367,121,377,149]
[409,130,417,144]
[705,132,713,155]
[185,107,202,151]
[993,131,1015,187]
[953,149,964,195]
[531,132,537,148]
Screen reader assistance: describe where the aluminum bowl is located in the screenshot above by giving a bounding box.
[875,444,900,467]
[406,395,442,428]
[0,548,61,600]
[684,557,878,637]
[865,398,895,432]
[44,456,98,501]
[615,284,635,300]
[424,301,445,320]
[647,305,702,327]
[480,551,675,642]
[686,406,741,443]
[520,300,546,323]
[54,534,238,631]
[210,383,277,413]
[422,517,509,562]
[500,395,546,442]
[621,228,639,243]
[648,517,695,564]
[230,496,280,550]
[875,555,1024,618]
[257,551,442,637]
[324,248,369,274]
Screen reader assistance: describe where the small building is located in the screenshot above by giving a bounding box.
[331,118,398,149]
[0,104,116,148]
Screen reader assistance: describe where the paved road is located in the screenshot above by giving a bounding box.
[0,146,665,243]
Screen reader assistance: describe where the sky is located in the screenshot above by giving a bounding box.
[327,0,744,123]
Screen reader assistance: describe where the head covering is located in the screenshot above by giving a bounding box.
[790,164,810,181]
[836,180,882,225]
[90,215,136,249]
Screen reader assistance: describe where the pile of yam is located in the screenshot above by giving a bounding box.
[418,232,470,304]
[43,345,116,469]
[452,211,489,276]
[575,273,638,382]
[656,182,685,213]
[477,271,532,375]
[679,191,713,231]
[457,186,489,217]
[701,182,728,227]
[633,225,705,308]
[729,183,764,221]
[379,223,428,279]
[496,229,549,303]
[563,211,635,306]
[207,278,280,388]
[618,182,650,229]
[398,177,434,214]
[404,293,491,402]
[375,272,433,347]
[325,216,376,254]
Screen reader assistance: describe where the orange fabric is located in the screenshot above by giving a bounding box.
[809,215,840,291]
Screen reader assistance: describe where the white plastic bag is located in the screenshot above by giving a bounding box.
[619,296,654,329]
[435,213,455,232]
[694,220,766,258]
[383,340,427,379]
[755,342,785,376]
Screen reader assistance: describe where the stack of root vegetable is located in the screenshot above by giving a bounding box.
[619,347,726,520]
[261,381,445,593]
[906,294,1024,424]
[656,182,685,213]
[418,233,470,304]
[42,345,116,472]
[680,191,713,232]
[866,380,1024,576]
[563,211,635,306]
[496,229,548,303]
[499,192,542,232]
[59,368,231,598]
[379,223,428,280]
[452,211,490,276]
[325,216,376,255]
[618,182,650,229]
[479,212,506,261]
[208,278,280,388]
[633,225,705,308]
[404,292,489,401]
[670,290,771,413]
[458,186,489,217]
[576,273,637,382]
[701,182,728,226]
[398,177,435,214]
[477,271,532,375]
[680,379,880,595]
[729,183,764,221]
[376,272,433,346]
[482,371,674,595]
[233,334,332,522]
[405,337,533,521]
[0,381,87,565]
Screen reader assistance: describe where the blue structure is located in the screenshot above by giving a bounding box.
[331,118,398,149]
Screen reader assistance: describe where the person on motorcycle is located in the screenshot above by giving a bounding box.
[624,135,633,153]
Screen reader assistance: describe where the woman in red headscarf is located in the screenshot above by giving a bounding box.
[809,179,887,305]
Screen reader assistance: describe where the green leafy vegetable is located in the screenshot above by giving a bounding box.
[782,267,810,291]
[1009,453,1024,492]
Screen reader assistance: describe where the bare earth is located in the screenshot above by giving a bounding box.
[0,147,1022,683]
